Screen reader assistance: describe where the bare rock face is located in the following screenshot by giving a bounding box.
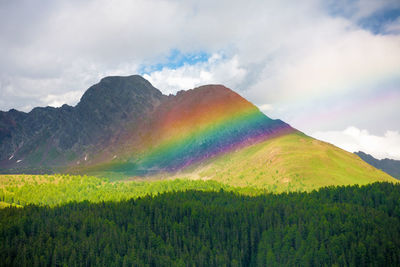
[0,75,165,173]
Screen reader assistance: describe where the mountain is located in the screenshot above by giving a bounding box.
[178,132,396,192]
[0,75,165,173]
[88,84,293,176]
[0,75,291,174]
[0,75,396,190]
[355,151,400,180]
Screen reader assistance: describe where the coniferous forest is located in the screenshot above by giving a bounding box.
[1,182,400,266]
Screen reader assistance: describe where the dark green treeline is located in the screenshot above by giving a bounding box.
[1,182,400,266]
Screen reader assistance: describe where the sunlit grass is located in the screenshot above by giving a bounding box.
[188,132,397,192]
[0,174,263,207]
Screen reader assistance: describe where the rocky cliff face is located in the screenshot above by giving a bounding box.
[0,75,292,174]
[0,75,165,173]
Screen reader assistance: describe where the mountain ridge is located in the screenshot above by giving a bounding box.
[355,151,400,180]
[0,75,397,190]
[0,75,291,174]
[0,75,165,172]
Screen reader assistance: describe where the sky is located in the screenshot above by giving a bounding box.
[0,0,399,159]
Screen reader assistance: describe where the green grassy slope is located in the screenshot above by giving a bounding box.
[0,132,397,208]
[183,131,396,192]
[0,174,262,207]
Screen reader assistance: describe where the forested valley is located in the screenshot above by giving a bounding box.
[1,182,399,266]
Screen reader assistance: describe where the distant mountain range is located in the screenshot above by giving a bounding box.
[0,75,396,190]
[355,151,400,180]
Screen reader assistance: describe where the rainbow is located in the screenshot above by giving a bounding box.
[107,85,294,175]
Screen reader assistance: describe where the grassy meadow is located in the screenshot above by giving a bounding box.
[0,132,397,208]
[0,174,263,207]
[186,132,396,192]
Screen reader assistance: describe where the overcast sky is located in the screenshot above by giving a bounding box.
[0,0,399,159]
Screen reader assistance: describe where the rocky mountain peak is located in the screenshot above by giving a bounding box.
[0,75,291,174]
[77,75,164,110]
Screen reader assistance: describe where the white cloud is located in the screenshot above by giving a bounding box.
[384,17,400,34]
[143,54,247,95]
[42,91,83,108]
[258,104,274,112]
[246,19,400,104]
[312,126,400,160]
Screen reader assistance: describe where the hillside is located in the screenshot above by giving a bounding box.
[355,151,400,180]
[0,75,397,191]
[83,84,292,176]
[0,174,263,207]
[165,131,396,192]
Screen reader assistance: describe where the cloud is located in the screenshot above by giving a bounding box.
[312,126,400,160]
[243,16,400,133]
[143,54,247,95]
[42,91,83,108]
[258,104,274,113]
[0,0,399,141]
[384,17,400,34]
